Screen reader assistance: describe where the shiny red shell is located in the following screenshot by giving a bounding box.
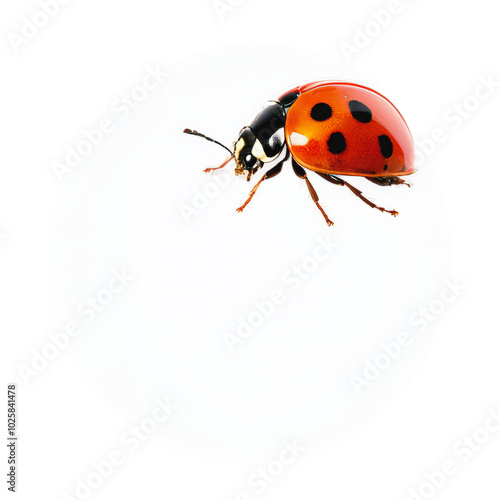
[278,81,415,177]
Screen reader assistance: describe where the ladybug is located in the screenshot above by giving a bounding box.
[184,80,415,226]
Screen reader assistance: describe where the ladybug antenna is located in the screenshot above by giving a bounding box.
[183,128,233,155]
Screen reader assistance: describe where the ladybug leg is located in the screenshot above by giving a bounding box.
[236,150,290,212]
[236,163,283,213]
[365,176,412,188]
[316,173,399,217]
[292,160,334,226]
[204,154,234,173]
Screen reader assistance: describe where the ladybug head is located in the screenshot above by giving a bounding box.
[184,100,287,182]
[234,101,287,181]
[233,127,260,181]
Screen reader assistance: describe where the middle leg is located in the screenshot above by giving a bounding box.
[292,159,334,226]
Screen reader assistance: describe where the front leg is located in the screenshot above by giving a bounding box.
[236,151,290,213]
[204,155,234,173]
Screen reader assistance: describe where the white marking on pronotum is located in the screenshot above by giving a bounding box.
[290,132,308,146]
[251,139,266,160]
[270,128,285,148]
[251,138,280,162]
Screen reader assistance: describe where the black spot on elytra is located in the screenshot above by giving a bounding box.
[311,102,332,122]
[327,132,346,154]
[349,100,372,123]
[383,164,388,171]
[400,164,406,172]
[378,135,393,158]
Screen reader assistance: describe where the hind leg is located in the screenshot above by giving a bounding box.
[315,173,399,216]
[365,176,411,188]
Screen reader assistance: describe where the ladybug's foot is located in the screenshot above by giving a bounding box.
[369,202,399,216]
[316,202,334,226]
[377,208,399,217]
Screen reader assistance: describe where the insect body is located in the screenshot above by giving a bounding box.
[184,80,415,226]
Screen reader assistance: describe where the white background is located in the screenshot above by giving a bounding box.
[1,1,500,499]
